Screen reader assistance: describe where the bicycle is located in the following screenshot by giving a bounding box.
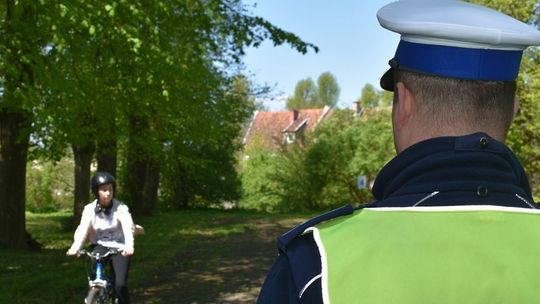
[78,248,119,304]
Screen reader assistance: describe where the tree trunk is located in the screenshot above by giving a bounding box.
[0,0,36,249]
[96,137,117,177]
[125,155,160,217]
[142,160,160,215]
[172,165,191,209]
[72,143,95,226]
[123,116,149,217]
[0,110,30,249]
[96,98,117,176]
[125,156,146,217]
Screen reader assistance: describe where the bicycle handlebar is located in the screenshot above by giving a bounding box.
[78,248,119,260]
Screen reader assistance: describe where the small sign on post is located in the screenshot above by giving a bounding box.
[357,175,367,190]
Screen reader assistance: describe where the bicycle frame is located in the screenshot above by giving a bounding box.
[91,255,109,288]
[79,248,118,304]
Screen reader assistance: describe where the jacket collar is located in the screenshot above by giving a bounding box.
[371,133,535,208]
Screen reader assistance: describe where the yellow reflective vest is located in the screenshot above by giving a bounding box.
[307,206,540,303]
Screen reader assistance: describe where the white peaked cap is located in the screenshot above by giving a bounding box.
[377,0,540,91]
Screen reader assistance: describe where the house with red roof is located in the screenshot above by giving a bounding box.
[243,106,333,150]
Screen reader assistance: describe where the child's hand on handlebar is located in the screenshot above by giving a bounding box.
[66,248,79,256]
[122,247,134,256]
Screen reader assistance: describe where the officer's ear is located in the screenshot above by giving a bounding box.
[394,82,415,129]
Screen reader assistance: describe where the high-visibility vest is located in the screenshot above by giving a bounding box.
[307,206,540,304]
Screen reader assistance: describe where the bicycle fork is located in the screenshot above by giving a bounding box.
[90,262,108,288]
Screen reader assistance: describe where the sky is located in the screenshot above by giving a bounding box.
[242,0,400,111]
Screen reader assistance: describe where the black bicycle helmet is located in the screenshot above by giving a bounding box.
[91,171,116,198]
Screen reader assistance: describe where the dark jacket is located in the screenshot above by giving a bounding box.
[257,133,536,304]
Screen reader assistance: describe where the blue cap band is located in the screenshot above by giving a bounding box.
[395,40,523,81]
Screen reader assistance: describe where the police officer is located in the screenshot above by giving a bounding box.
[257,1,540,303]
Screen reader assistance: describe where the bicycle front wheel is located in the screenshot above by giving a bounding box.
[85,286,104,304]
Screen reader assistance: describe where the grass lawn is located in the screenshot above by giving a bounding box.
[0,209,311,303]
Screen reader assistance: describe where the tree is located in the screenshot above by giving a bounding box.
[0,0,319,248]
[468,0,540,197]
[239,108,395,212]
[240,142,316,212]
[509,49,540,197]
[34,1,144,222]
[113,0,320,214]
[238,148,284,212]
[306,109,395,206]
[468,0,536,22]
[316,72,340,107]
[379,90,393,107]
[286,78,317,109]
[358,83,379,108]
[0,0,43,249]
[286,71,341,109]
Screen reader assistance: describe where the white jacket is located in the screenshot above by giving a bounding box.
[69,199,134,252]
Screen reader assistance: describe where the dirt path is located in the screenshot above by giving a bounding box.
[132,216,307,303]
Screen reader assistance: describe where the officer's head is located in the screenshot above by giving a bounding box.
[377,0,540,153]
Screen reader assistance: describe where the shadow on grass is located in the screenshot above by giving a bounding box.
[132,216,306,304]
[3,209,310,304]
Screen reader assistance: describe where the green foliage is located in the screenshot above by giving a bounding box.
[358,83,380,108]
[157,73,257,209]
[286,77,318,109]
[468,0,540,197]
[240,1,540,213]
[467,0,537,23]
[379,90,393,107]
[238,149,288,212]
[286,71,340,109]
[307,109,395,206]
[317,72,340,107]
[507,48,540,196]
[159,138,243,209]
[239,108,395,212]
[26,158,74,213]
[0,0,319,221]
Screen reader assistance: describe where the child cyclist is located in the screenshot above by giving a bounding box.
[67,172,134,304]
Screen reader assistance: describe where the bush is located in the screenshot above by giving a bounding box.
[306,108,394,206]
[239,108,395,212]
[26,158,74,213]
[238,149,287,212]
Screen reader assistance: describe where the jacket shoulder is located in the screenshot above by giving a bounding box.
[259,233,323,303]
[260,206,355,304]
[277,204,354,252]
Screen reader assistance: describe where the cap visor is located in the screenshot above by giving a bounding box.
[380,68,394,91]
